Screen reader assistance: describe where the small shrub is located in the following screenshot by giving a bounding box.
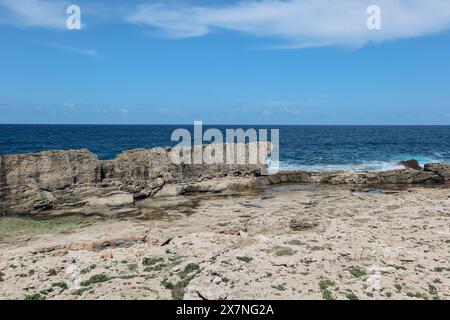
[347,266,367,278]
[25,293,44,300]
[80,274,111,287]
[236,256,252,263]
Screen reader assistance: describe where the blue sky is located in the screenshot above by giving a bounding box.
[1,0,450,125]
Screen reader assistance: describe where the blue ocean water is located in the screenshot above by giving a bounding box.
[1,125,450,172]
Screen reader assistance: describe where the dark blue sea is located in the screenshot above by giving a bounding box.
[1,125,450,172]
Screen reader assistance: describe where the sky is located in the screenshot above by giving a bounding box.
[1,0,450,125]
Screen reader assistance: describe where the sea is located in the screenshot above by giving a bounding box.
[1,124,450,172]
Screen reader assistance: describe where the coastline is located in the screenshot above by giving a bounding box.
[1,147,449,300]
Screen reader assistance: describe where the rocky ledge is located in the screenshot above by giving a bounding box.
[1,146,449,216]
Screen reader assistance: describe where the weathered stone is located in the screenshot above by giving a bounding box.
[398,159,422,170]
[0,144,448,217]
[424,163,450,183]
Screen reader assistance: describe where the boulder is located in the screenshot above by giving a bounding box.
[398,159,422,170]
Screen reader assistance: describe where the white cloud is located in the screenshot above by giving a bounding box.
[0,0,68,29]
[44,43,99,58]
[126,0,450,48]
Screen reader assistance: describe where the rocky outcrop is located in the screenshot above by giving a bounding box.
[0,150,101,215]
[1,145,449,217]
[398,159,422,170]
[424,163,450,183]
[0,144,269,216]
[309,169,442,185]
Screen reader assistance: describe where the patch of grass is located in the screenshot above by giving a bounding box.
[52,282,68,290]
[0,271,4,282]
[347,266,367,278]
[25,293,44,300]
[319,279,335,300]
[221,276,230,283]
[433,267,444,272]
[80,264,96,274]
[322,289,333,300]
[144,256,183,273]
[271,284,286,291]
[236,256,253,263]
[144,263,168,272]
[142,257,164,266]
[433,278,442,284]
[273,246,296,257]
[428,284,438,296]
[80,274,111,287]
[179,263,200,279]
[406,291,425,299]
[161,278,174,290]
[394,284,402,292]
[345,290,359,300]
[386,292,392,298]
[72,287,91,296]
[319,279,335,291]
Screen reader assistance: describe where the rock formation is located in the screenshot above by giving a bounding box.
[398,159,422,170]
[1,144,449,216]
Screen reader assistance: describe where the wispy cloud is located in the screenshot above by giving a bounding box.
[126,0,450,48]
[0,0,68,29]
[44,42,99,58]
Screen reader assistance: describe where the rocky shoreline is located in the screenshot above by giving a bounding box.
[1,146,450,217]
[1,147,450,300]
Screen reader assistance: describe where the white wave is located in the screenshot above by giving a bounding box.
[275,162,404,173]
[267,155,448,173]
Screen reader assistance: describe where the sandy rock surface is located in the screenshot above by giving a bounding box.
[0,184,448,300]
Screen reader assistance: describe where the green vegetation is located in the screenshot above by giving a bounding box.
[345,290,359,300]
[236,256,253,263]
[406,291,425,299]
[271,284,286,291]
[394,284,402,292]
[179,263,200,279]
[170,264,202,300]
[221,276,230,283]
[142,257,164,266]
[143,256,183,273]
[161,278,174,289]
[52,282,68,290]
[428,284,438,296]
[347,266,367,278]
[322,290,333,300]
[72,287,91,296]
[25,293,44,300]
[80,264,96,274]
[80,274,111,287]
[273,246,296,257]
[318,279,335,300]
[319,279,335,291]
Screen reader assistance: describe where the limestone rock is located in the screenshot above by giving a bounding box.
[424,163,450,183]
[398,159,422,170]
